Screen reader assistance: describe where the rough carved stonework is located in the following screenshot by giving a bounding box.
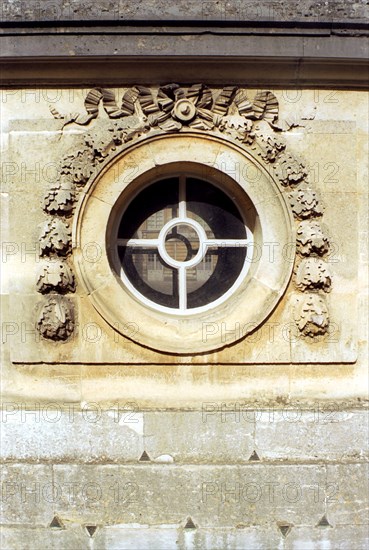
[273,152,308,186]
[51,85,280,146]
[61,150,96,185]
[37,296,74,341]
[43,179,75,215]
[288,189,324,219]
[218,115,255,143]
[46,84,333,341]
[85,128,123,160]
[251,90,279,122]
[296,221,330,256]
[39,218,71,256]
[253,132,286,162]
[294,294,330,337]
[295,258,332,293]
[37,261,75,294]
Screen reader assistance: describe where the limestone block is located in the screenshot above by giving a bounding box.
[51,464,327,527]
[103,525,180,550]
[284,524,369,550]
[326,463,369,525]
[103,524,281,550]
[144,411,254,463]
[255,409,369,462]
[0,464,53,525]
[0,525,89,550]
[0,409,144,463]
[2,523,368,550]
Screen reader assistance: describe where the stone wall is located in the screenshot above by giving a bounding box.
[1,82,368,550]
[1,0,368,24]
[1,3,368,549]
[1,407,368,548]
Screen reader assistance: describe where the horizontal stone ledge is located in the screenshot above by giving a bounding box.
[1,23,369,33]
[1,59,368,89]
[1,33,368,59]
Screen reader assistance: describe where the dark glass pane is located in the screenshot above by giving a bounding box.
[118,178,178,239]
[186,178,246,239]
[187,247,246,308]
[116,177,249,311]
[186,250,218,294]
[186,211,215,239]
[119,247,179,308]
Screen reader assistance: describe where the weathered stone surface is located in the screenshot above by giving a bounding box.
[144,409,369,463]
[3,90,363,373]
[284,524,369,550]
[1,408,367,465]
[1,62,368,550]
[254,409,369,462]
[2,523,368,550]
[0,464,54,525]
[326,463,369,525]
[2,34,368,64]
[0,409,144,463]
[1,0,368,23]
[0,525,92,550]
[144,411,254,463]
[50,464,328,526]
[102,525,282,549]
[4,462,366,531]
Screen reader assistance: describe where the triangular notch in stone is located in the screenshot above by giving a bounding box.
[139,451,151,462]
[317,514,332,527]
[278,523,292,537]
[85,525,98,537]
[49,515,65,529]
[184,517,197,529]
[248,450,260,461]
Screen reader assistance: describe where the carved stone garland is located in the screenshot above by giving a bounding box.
[37,166,76,340]
[38,84,332,341]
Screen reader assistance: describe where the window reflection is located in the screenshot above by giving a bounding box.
[117,176,249,311]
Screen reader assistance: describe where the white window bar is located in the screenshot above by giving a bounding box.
[117,176,252,313]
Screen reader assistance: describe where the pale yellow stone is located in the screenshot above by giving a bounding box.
[1,88,368,407]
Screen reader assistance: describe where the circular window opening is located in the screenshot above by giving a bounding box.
[115,175,254,314]
[76,135,294,353]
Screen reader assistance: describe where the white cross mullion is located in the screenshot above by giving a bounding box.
[117,239,159,247]
[178,266,187,311]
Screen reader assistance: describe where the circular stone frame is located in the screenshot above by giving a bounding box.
[73,132,295,354]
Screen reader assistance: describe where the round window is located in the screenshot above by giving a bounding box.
[74,133,294,353]
[115,176,253,314]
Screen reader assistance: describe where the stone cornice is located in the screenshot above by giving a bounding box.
[1,57,368,89]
